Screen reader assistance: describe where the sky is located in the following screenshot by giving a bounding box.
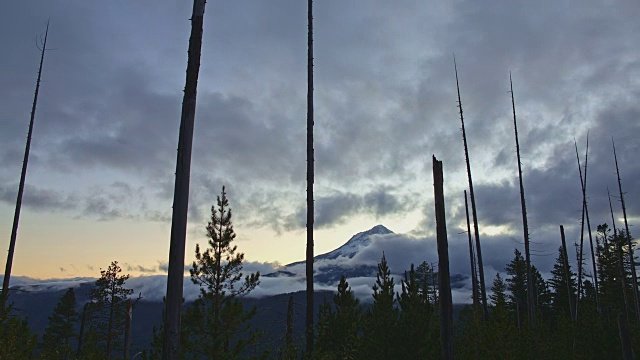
[1,0,639,290]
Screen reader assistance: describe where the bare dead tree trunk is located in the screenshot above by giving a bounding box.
[613,139,640,322]
[574,140,588,322]
[77,303,89,357]
[454,57,488,320]
[609,187,618,241]
[433,156,454,360]
[618,312,635,360]
[285,295,294,358]
[124,300,132,360]
[162,1,206,358]
[576,137,600,311]
[509,74,534,326]
[609,188,631,324]
[464,190,479,309]
[575,221,585,322]
[560,225,575,322]
[107,292,115,358]
[2,21,49,302]
[305,0,315,354]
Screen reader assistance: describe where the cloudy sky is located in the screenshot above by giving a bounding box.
[1,0,639,288]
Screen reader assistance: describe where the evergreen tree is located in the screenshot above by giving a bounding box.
[596,224,632,319]
[582,279,596,305]
[505,249,527,326]
[142,297,189,360]
[548,246,577,318]
[40,288,78,359]
[183,186,261,359]
[397,264,438,358]
[279,295,297,360]
[458,272,517,359]
[490,273,508,313]
[415,261,438,304]
[362,253,398,359]
[87,260,135,358]
[316,276,362,359]
[531,265,552,318]
[0,302,37,360]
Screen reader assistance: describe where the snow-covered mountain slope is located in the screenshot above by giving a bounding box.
[285,224,393,267]
[264,224,394,283]
[264,224,469,289]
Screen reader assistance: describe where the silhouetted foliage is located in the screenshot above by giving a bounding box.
[361,253,398,360]
[183,186,262,359]
[40,288,78,359]
[506,249,528,326]
[316,276,362,359]
[86,260,136,358]
[0,301,37,360]
[397,264,439,358]
[548,246,577,318]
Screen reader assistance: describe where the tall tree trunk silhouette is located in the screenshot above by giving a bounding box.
[575,138,600,311]
[163,1,206,358]
[509,74,534,326]
[124,300,132,360]
[305,0,315,354]
[609,188,631,324]
[560,225,575,322]
[575,203,586,322]
[454,57,488,319]
[613,139,640,321]
[433,156,453,360]
[76,303,89,357]
[2,21,50,302]
[464,190,479,309]
[618,312,635,360]
[285,295,294,358]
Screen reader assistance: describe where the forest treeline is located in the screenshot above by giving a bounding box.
[2,187,640,359]
[4,1,637,358]
[309,224,640,359]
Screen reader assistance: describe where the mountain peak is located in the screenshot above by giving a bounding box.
[281,225,395,268]
[364,224,393,235]
[315,224,394,260]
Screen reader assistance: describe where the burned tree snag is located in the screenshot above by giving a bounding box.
[510,74,534,326]
[574,140,588,321]
[124,300,132,360]
[618,312,635,360]
[560,225,575,322]
[613,139,640,321]
[163,1,207,358]
[286,295,294,358]
[465,190,479,309]
[607,187,631,323]
[2,21,50,302]
[76,303,89,357]
[306,0,315,354]
[454,57,488,319]
[575,137,600,311]
[433,156,453,360]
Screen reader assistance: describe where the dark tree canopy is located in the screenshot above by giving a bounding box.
[87,260,135,358]
[183,186,261,359]
[41,288,78,359]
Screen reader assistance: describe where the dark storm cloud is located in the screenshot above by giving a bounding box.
[0,184,77,212]
[282,187,418,230]
[125,263,157,274]
[0,181,159,222]
[1,0,639,279]
[363,187,410,218]
[314,193,362,228]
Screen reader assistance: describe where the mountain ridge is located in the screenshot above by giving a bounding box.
[283,224,394,267]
